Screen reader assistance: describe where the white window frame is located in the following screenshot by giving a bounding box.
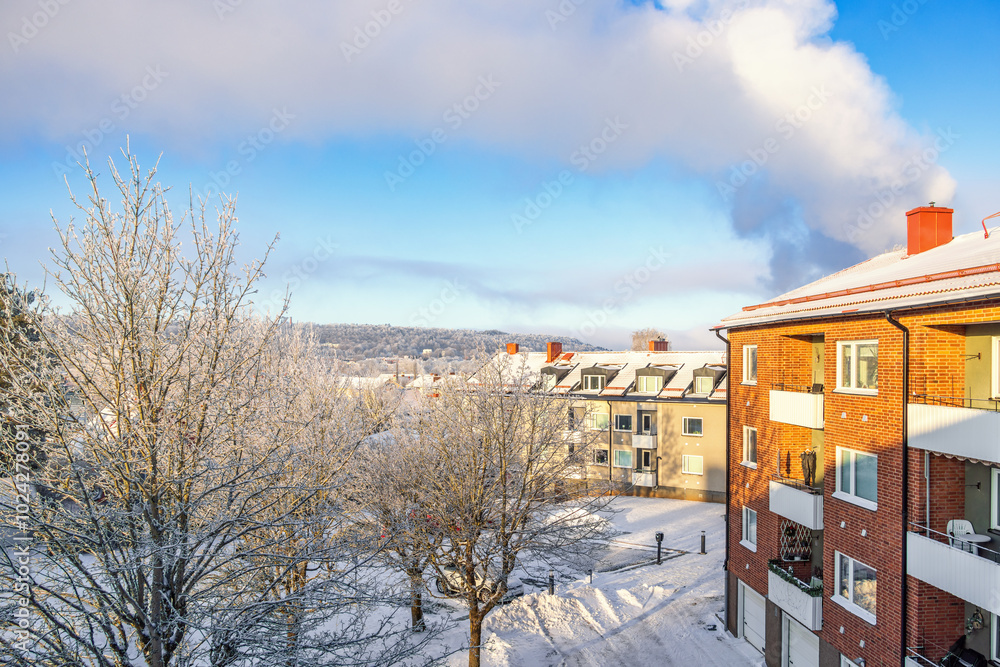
[742,345,758,385]
[832,551,876,625]
[594,448,609,465]
[742,426,757,468]
[636,375,662,393]
[740,506,757,552]
[682,417,703,437]
[614,414,633,432]
[993,337,1000,399]
[841,657,862,667]
[835,339,878,395]
[541,373,556,391]
[991,611,999,663]
[612,449,632,469]
[682,454,703,475]
[992,467,1000,531]
[586,412,609,431]
[694,375,714,394]
[583,374,605,391]
[834,447,878,511]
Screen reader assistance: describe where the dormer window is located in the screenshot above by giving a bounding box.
[694,376,714,394]
[541,373,556,391]
[583,374,605,390]
[636,375,662,392]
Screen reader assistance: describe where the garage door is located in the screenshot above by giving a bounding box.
[786,615,819,667]
[741,582,766,654]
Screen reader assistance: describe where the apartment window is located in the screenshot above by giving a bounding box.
[694,375,714,394]
[682,455,703,475]
[992,611,999,663]
[834,552,876,624]
[683,417,703,436]
[614,414,633,432]
[638,412,654,434]
[594,449,608,465]
[841,657,862,667]
[541,373,556,391]
[741,506,757,551]
[586,412,609,430]
[835,447,878,510]
[613,449,632,468]
[636,375,662,392]
[583,374,605,390]
[836,340,878,393]
[742,426,757,467]
[742,345,757,384]
[992,468,1000,531]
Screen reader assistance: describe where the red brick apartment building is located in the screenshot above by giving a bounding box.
[714,207,1000,667]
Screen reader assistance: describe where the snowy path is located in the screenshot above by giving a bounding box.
[429,497,764,667]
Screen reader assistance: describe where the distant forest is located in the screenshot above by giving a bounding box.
[303,323,605,368]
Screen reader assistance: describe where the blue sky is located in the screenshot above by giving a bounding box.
[1,0,997,350]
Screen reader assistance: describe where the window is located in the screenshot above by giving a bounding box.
[614,414,633,432]
[694,375,714,394]
[583,374,605,390]
[636,375,663,392]
[741,506,757,551]
[834,552,876,624]
[743,345,757,384]
[992,468,1000,531]
[639,412,654,434]
[613,449,632,468]
[639,449,653,470]
[585,412,609,430]
[835,447,877,510]
[836,340,878,393]
[594,449,608,465]
[682,455,703,475]
[541,373,556,391]
[841,657,862,667]
[742,426,757,467]
[991,611,999,663]
[683,417,703,436]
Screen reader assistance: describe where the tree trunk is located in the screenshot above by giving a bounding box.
[409,572,426,632]
[468,608,482,667]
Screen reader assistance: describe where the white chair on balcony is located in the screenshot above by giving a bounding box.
[947,519,978,555]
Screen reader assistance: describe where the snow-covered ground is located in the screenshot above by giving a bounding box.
[420,496,764,666]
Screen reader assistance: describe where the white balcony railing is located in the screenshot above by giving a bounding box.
[907,402,1000,465]
[632,434,657,449]
[769,480,823,530]
[769,389,824,429]
[767,569,822,631]
[906,527,1000,616]
[633,471,655,487]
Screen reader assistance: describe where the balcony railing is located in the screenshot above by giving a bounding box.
[907,396,1000,465]
[906,523,1000,616]
[769,479,823,530]
[632,470,655,487]
[769,384,824,429]
[632,434,657,449]
[767,561,823,631]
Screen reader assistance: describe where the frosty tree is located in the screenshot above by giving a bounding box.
[0,150,420,666]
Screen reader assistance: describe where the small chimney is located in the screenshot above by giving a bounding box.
[649,338,669,352]
[906,206,953,255]
[506,343,519,355]
[546,341,563,363]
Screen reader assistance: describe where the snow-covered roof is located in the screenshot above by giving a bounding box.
[716,228,1000,329]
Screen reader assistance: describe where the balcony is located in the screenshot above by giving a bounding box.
[906,524,1000,616]
[769,384,824,429]
[633,470,655,487]
[908,396,1000,465]
[769,479,823,530]
[767,562,822,631]
[632,434,657,449]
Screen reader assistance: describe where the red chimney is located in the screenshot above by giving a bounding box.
[649,339,669,352]
[506,343,519,355]
[906,206,953,255]
[546,342,563,363]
